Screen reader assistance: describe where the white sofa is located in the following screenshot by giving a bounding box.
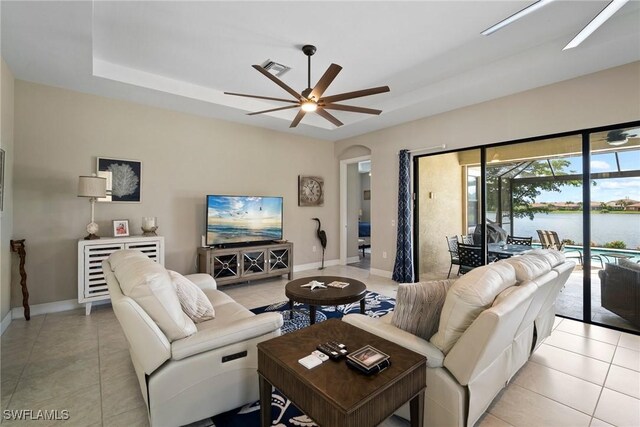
[103,250,283,427]
[344,249,575,427]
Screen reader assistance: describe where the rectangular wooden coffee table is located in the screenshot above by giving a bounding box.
[257,318,426,427]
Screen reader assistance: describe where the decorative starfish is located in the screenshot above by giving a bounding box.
[301,280,326,291]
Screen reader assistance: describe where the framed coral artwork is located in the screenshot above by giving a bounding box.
[96,157,141,203]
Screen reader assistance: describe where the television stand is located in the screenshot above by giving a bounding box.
[198,241,293,286]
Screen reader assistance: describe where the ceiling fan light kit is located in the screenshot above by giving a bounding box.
[483,0,630,51]
[224,44,390,128]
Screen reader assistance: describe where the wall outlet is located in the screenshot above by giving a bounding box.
[391,219,396,227]
[382,251,387,259]
[312,246,317,252]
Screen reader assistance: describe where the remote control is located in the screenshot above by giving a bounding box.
[316,343,341,360]
[326,341,349,355]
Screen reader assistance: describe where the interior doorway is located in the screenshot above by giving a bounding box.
[339,155,371,270]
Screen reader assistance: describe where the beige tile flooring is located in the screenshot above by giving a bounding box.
[1,265,639,427]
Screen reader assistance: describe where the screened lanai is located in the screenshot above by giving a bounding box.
[416,124,640,333]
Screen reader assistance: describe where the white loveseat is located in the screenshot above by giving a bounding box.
[103,250,283,427]
[344,249,575,427]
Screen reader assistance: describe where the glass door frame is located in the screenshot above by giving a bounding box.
[412,119,640,333]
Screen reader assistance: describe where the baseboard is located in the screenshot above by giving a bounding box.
[346,256,360,264]
[1,312,12,335]
[370,268,393,279]
[293,259,340,273]
[10,299,110,319]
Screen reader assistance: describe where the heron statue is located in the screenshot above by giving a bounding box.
[312,218,327,270]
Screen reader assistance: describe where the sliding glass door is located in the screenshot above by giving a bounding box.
[414,121,640,333]
[589,126,640,332]
[484,135,584,320]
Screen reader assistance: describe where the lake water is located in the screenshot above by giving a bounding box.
[512,212,640,250]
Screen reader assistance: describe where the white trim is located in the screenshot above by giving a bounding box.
[1,312,12,335]
[346,256,360,264]
[370,268,394,279]
[11,299,111,319]
[339,155,371,266]
[293,259,340,273]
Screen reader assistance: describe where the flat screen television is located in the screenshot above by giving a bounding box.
[206,195,283,246]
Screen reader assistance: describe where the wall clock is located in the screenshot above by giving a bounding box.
[298,175,324,207]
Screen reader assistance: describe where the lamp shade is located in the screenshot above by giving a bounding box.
[78,175,106,198]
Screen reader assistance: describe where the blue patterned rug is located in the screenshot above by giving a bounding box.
[208,291,396,427]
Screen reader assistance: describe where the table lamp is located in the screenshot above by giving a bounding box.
[78,175,107,240]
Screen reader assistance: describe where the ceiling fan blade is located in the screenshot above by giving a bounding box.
[316,108,344,127]
[252,65,302,100]
[224,92,299,104]
[309,63,342,101]
[290,110,306,128]
[321,103,382,115]
[320,86,390,104]
[247,105,300,116]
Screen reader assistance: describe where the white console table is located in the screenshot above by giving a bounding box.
[78,236,164,315]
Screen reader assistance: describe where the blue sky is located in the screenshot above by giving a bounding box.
[533,151,640,203]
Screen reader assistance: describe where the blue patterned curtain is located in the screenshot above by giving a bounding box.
[392,149,415,283]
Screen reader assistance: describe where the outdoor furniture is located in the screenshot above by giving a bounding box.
[446,236,461,278]
[599,262,640,328]
[457,243,484,274]
[488,243,532,259]
[536,230,583,264]
[506,235,533,246]
[461,234,474,245]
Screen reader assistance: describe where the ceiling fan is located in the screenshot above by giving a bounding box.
[224,45,390,128]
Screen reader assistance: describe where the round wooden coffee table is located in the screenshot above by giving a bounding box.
[285,276,367,325]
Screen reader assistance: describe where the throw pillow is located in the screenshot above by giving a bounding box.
[169,270,215,323]
[391,279,455,341]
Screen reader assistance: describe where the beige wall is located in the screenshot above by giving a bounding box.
[1,59,15,321]
[335,61,640,273]
[418,154,463,278]
[13,81,337,306]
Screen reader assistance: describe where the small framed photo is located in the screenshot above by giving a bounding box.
[113,220,130,237]
[347,345,390,370]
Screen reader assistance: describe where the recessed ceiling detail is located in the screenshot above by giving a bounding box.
[1,1,639,141]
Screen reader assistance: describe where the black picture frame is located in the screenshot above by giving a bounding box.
[97,157,141,203]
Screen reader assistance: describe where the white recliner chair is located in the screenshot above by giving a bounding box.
[103,250,283,427]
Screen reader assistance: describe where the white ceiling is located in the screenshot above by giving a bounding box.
[2,1,639,141]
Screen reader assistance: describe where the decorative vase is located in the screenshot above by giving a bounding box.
[141,217,158,236]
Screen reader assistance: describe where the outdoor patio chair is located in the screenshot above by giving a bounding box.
[461,234,474,245]
[457,243,484,274]
[537,230,583,264]
[446,236,461,278]
[506,235,533,246]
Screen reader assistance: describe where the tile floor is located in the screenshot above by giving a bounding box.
[1,265,639,427]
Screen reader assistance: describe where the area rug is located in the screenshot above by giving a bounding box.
[207,291,396,427]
